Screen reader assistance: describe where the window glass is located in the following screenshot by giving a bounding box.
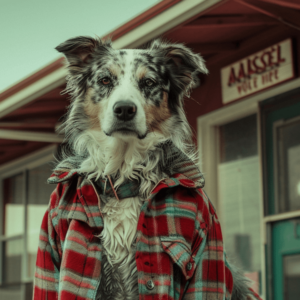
[27,163,54,278]
[2,238,23,284]
[284,254,300,300]
[2,173,24,236]
[0,284,22,300]
[275,119,300,213]
[220,114,258,163]
[1,173,24,296]
[1,160,54,294]
[218,114,261,294]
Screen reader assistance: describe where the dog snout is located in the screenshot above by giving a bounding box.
[113,101,137,122]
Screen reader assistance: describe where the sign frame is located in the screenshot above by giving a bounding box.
[221,39,295,104]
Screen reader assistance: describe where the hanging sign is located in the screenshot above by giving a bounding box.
[221,39,294,104]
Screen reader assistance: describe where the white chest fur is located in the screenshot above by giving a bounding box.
[100,196,142,264]
[97,196,142,299]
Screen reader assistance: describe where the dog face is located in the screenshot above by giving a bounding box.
[56,37,208,147]
[84,48,171,140]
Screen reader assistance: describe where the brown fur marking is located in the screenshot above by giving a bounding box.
[84,88,101,130]
[108,64,121,77]
[136,65,148,80]
[145,92,171,133]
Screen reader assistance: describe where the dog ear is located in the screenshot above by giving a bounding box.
[55,36,110,67]
[149,39,208,96]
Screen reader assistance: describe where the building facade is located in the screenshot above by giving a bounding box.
[0,0,300,299]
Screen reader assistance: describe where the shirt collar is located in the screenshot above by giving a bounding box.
[47,141,205,189]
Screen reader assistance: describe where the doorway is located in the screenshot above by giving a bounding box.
[261,88,300,300]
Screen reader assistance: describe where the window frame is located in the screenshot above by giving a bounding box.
[273,115,300,214]
[197,77,300,300]
[0,144,57,286]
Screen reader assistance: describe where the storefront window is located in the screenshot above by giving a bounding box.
[218,114,262,292]
[1,173,24,299]
[283,254,300,300]
[3,173,24,236]
[2,238,23,284]
[0,285,22,300]
[0,161,54,300]
[27,163,54,278]
[274,118,300,213]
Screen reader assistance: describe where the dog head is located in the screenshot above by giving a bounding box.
[56,37,208,149]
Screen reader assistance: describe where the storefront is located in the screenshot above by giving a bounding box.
[0,0,300,299]
[198,62,300,300]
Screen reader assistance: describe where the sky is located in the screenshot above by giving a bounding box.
[0,0,159,92]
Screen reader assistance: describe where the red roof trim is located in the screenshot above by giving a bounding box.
[0,58,65,103]
[105,0,182,41]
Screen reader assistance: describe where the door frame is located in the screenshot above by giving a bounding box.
[197,77,300,300]
[260,90,300,300]
[273,115,300,214]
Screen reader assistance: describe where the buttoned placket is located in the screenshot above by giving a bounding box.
[88,175,124,300]
[88,179,104,300]
[90,176,160,297]
[145,178,169,293]
[145,202,155,293]
[89,176,198,298]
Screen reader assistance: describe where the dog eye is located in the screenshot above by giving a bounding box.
[100,77,111,85]
[145,78,155,87]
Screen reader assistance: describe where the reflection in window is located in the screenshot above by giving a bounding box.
[218,114,261,294]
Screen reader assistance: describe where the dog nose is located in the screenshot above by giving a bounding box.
[113,101,137,121]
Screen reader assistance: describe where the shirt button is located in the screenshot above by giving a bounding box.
[186,262,193,271]
[146,280,154,290]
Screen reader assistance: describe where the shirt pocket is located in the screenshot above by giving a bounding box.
[160,236,195,281]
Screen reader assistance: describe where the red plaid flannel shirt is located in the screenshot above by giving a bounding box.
[33,169,262,300]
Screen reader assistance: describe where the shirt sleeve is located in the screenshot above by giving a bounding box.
[183,206,233,300]
[33,185,62,300]
[184,189,262,300]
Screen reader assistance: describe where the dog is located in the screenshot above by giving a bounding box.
[52,37,258,300]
